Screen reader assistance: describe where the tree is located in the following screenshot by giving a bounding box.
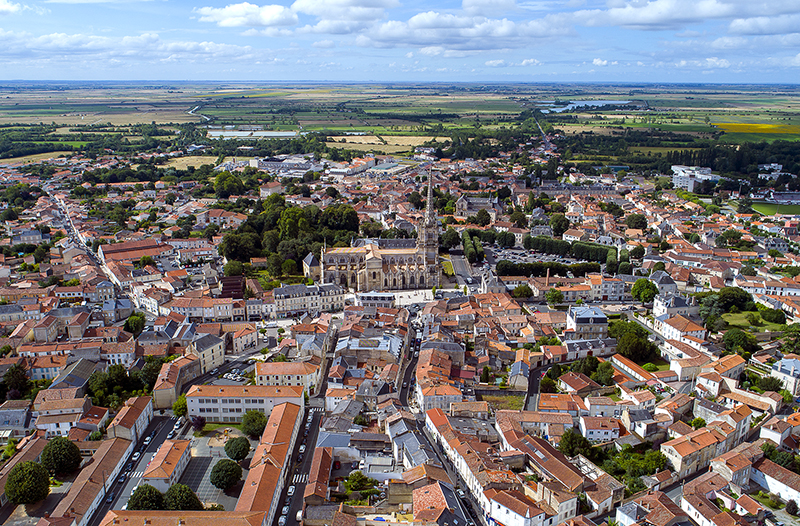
[172,394,187,418]
[550,214,570,237]
[609,319,648,340]
[210,459,242,490]
[281,259,297,275]
[241,410,267,438]
[572,356,599,377]
[510,210,527,228]
[786,500,798,516]
[758,376,784,392]
[164,484,204,511]
[128,484,165,510]
[557,428,595,457]
[630,245,645,259]
[625,214,648,230]
[88,431,102,441]
[690,417,706,429]
[618,262,632,275]
[266,253,283,277]
[4,363,30,395]
[591,362,615,386]
[33,245,48,263]
[546,288,563,305]
[480,366,491,383]
[344,470,378,492]
[761,308,786,325]
[41,436,82,475]
[617,332,656,363]
[124,312,146,337]
[475,209,491,226]
[224,436,250,462]
[5,461,50,505]
[723,328,758,354]
[139,255,155,268]
[540,376,556,393]
[631,278,658,304]
[740,264,757,276]
[513,284,533,299]
[546,364,562,380]
[224,260,244,276]
[441,228,461,250]
[191,415,206,432]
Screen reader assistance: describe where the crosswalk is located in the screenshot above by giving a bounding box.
[131,471,145,478]
[291,473,308,484]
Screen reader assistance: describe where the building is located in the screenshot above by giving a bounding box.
[770,356,800,397]
[142,439,191,492]
[186,385,304,423]
[152,355,201,409]
[671,165,718,192]
[355,291,396,308]
[272,283,346,316]
[107,396,154,444]
[255,361,320,394]
[188,334,225,374]
[565,306,608,340]
[322,176,439,291]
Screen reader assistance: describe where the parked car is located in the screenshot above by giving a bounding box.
[132,452,140,462]
[278,516,287,526]
[167,430,176,439]
[287,485,295,496]
[299,445,306,454]
[117,474,126,484]
[106,492,115,503]
[457,489,466,499]
[281,506,290,515]
[143,436,152,446]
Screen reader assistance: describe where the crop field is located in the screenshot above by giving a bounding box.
[163,156,218,170]
[0,151,74,165]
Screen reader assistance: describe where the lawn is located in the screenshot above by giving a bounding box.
[442,260,455,277]
[750,491,784,510]
[194,422,243,437]
[640,356,670,371]
[722,311,785,333]
[751,202,800,216]
[481,395,525,411]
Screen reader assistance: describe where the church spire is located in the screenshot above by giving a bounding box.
[424,169,435,225]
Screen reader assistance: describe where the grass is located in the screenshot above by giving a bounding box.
[751,492,784,510]
[751,202,800,216]
[607,394,622,402]
[442,260,455,277]
[194,422,243,437]
[481,395,525,411]
[722,311,785,333]
[640,357,670,371]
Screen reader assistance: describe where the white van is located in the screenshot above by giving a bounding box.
[296,510,303,522]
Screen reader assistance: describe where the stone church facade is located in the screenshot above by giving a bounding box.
[322,177,440,292]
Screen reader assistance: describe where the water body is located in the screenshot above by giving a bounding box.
[538,100,632,113]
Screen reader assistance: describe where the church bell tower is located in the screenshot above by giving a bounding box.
[417,171,440,288]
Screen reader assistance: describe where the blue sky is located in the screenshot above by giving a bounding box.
[1,0,799,81]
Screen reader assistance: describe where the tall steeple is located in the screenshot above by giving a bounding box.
[424,168,435,226]
[417,168,439,288]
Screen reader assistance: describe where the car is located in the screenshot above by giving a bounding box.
[117,474,126,484]
[106,492,115,504]
[143,436,152,446]
[167,430,176,439]
[333,460,341,470]
[278,516,287,526]
[287,485,296,496]
[305,422,311,430]
[132,452,141,462]
[297,453,304,462]
[352,461,359,469]
[303,429,308,437]
[173,420,183,429]
[457,489,466,499]
[307,414,313,423]
[299,445,306,454]
[211,368,218,375]
[125,462,133,472]
[281,506,290,515]
[402,381,408,388]
[296,511,303,522]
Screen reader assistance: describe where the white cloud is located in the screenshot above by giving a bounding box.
[520,58,540,65]
[0,0,20,14]
[592,57,607,65]
[674,56,731,68]
[729,14,800,35]
[195,3,298,27]
[292,0,399,33]
[485,59,506,66]
[312,39,335,48]
[463,0,516,16]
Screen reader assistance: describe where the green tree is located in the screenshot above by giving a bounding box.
[124,312,146,337]
[344,470,378,492]
[164,483,204,511]
[591,362,615,386]
[617,332,656,363]
[224,436,251,462]
[4,363,30,395]
[475,208,491,226]
[241,410,268,438]
[128,484,165,510]
[546,288,564,305]
[625,214,647,230]
[609,319,648,340]
[88,431,102,441]
[550,214,570,237]
[510,210,528,228]
[278,206,308,241]
[210,459,242,490]
[224,260,244,276]
[540,376,557,393]
[172,394,188,418]
[690,417,706,429]
[281,259,297,275]
[723,328,758,354]
[631,278,658,304]
[480,366,491,383]
[33,245,48,263]
[139,255,156,268]
[40,436,82,475]
[572,356,599,377]
[786,500,798,516]
[513,284,533,299]
[266,253,283,277]
[630,245,645,259]
[5,461,50,505]
[758,376,784,392]
[441,228,461,251]
[558,428,596,457]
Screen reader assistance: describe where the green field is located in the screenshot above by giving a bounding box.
[751,202,800,215]
[722,311,785,333]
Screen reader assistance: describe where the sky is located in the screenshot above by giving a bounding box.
[0,0,799,82]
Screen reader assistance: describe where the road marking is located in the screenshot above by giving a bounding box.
[292,474,308,483]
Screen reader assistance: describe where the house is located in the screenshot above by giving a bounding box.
[650,270,678,295]
[142,439,191,492]
[256,361,321,395]
[658,315,707,343]
[152,354,201,409]
[770,356,800,396]
[0,400,32,444]
[579,416,621,443]
[188,334,225,374]
[558,372,600,396]
[565,306,607,341]
[107,396,154,445]
[488,489,545,526]
[653,294,694,318]
[750,458,800,509]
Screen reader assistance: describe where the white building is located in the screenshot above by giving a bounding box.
[770,357,800,397]
[185,385,304,423]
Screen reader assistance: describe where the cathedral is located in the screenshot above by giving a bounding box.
[321,176,440,292]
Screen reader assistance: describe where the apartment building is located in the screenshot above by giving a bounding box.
[272,282,346,317]
[142,439,191,492]
[565,306,608,340]
[186,385,304,423]
[255,361,320,395]
[188,334,224,374]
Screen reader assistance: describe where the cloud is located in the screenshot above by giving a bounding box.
[520,58,540,65]
[729,14,800,35]
[195,3,298,27]
[592,57,607,65]
[675,56,731,68]
[463,0,516,16]
[485,59,506,66]
[312,39,334,48]
[0,0,20,14]
[292,0,399,33]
